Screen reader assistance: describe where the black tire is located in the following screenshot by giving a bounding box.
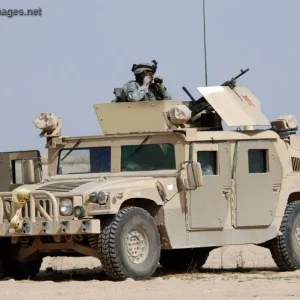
[99,206,161,281]
[159,248,210,272]
[269,200,300,271]
[2,259,42,280]
[0,238,42,280]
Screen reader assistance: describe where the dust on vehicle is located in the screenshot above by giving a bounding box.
[0,69,299,281]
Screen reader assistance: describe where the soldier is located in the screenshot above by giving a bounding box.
[116,60,172,102]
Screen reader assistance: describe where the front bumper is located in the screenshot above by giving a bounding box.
[0,190,101,236]
[0,219,100,236]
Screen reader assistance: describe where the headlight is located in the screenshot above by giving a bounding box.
[89,192,98,203]
[97,191,108,204]
[88,191,108,205]
[74,206,85,219]
[59,198,73,216]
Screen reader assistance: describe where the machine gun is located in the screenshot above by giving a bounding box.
[183,68,249,117]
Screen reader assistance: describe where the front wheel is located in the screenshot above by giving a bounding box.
[269,200,300,270]
[98,207,161,281]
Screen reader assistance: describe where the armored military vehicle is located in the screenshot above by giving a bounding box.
[0,71,300,281]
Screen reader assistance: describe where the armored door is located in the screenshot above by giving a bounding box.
[188,142,231,230]
[233,140,283,228]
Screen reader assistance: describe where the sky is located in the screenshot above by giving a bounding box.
[0,0,299,152]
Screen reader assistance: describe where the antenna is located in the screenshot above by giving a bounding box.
[203,0,208,86]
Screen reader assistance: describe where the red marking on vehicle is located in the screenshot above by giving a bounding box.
[242,95,254,106]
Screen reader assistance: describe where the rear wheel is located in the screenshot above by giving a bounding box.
[159,248,210,272]
[99,207,161,281]
[269,200,300,270]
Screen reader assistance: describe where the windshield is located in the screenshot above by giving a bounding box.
[121,143,176,171]
[57,147,111,174]
[57,143,176,175]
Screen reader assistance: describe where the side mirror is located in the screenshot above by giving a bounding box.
[187,161,203,189]
[23,160,35,184]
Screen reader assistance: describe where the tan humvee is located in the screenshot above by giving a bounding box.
[0,83,300,281]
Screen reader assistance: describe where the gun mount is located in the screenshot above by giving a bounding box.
[94,89,270,137]
[183,68,250,118]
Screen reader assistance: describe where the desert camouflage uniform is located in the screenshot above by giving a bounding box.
[120,80,172,102]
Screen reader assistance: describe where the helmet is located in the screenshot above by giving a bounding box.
[131,60,158,75]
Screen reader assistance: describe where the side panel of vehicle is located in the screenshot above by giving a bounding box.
[158,192,189,249]
[161,139,290,249]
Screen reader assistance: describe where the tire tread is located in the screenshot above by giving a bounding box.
[269,200,300,271]
[98,206,156,280]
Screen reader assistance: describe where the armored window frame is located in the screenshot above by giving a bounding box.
[197,150,218,176]
[248,149,268,174]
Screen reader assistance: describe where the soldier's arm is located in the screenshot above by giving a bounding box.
[123,82,150,102]
[161,86,172,100]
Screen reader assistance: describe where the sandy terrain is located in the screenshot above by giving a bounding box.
[1,244,300,300]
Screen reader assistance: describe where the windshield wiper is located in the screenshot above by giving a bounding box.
[61,138,83,161]
[126,135,152,159]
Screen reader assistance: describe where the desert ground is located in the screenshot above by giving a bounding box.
[2,162,298,299]
[1,245,300,300]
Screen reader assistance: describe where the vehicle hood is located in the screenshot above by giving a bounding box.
[23,176,177,202]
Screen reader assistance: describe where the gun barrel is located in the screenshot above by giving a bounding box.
[182,86,196,102]
[234,68,249,80]
[221,68,250,88]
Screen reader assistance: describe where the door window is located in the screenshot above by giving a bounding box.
[197,151,218,175]
[248,149,268,173]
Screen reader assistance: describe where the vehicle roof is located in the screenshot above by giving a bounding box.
[58,127,279,145]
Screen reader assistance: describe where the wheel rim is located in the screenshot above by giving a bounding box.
[295,222,300,252]
[125,227,149,264]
